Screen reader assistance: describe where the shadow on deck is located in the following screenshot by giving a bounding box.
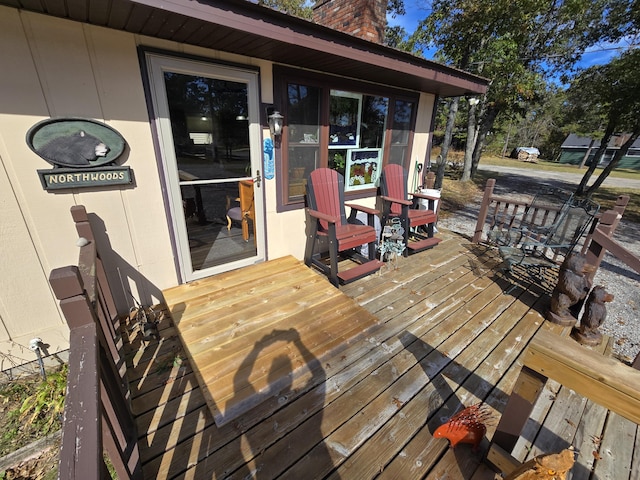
[119,227,637,479]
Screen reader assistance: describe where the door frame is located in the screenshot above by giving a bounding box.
[144,51,266,282]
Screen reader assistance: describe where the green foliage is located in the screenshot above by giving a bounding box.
[386,0,406,17]
[585,0,640,44]
[566,49,640,194]
[409,0,621,178]
[257,0,312,19]
[0,365,67,456]
[18,364,67,435]
[385,25,416,52]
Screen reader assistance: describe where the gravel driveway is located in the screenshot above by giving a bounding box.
[438,165,640,363]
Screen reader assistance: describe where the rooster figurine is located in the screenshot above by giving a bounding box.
[433,402,492,451]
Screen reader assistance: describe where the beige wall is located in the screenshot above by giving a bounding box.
[0,8,179,363]
[0,6,433,367]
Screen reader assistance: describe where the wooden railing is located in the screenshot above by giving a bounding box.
[473,178,640,364]
[487,328,640,476]
[580,208,640,368]
[472,179,532,244]
[49,206,142,480]
[473,179,630,257]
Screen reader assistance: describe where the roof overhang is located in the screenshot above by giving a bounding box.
[2,0,489,97]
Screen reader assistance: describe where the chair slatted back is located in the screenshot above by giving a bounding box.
[307,168,348,231]
[380,164,409,216]
[520,188,573,233]
[548,198,600,257]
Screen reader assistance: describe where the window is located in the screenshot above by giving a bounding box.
[627,148,640,157]
[274,67,418,207]
[329,93,389,180]
[286,83,321,199]
[388,99,415,166]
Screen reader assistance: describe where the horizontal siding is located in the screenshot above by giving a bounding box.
[559,149,640,170]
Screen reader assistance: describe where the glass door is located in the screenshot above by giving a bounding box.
[146,54,265,282]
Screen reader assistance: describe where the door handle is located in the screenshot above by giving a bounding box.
[254,170,261,188]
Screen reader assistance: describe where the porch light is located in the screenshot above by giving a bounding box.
[268,110,284,146]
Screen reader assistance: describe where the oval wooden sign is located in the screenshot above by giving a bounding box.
[27,118,126,168]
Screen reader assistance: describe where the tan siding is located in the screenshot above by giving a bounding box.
[0,150,68,360]
[0,7,178,362]
[79,24,177,304]
[0,8,72,362]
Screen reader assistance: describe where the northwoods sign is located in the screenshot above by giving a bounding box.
[38,166,133,190]
[28,118,133,191]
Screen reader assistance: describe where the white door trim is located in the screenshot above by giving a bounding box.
[145,52,265,282]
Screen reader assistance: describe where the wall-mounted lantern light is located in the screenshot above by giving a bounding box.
[268,110,284,147]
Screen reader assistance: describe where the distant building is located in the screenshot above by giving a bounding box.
[559,134,640,170]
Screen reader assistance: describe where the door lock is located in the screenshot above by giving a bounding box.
[254,170,262,187]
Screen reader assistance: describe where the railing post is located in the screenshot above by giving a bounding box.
[425,171,435,189]
[50,266,103,479]
[70,206,123,374]
[472,178,495,243]
[581,195,629,255]
[584,210,622,283]
[613,194,630,215]
[71,205,95,242]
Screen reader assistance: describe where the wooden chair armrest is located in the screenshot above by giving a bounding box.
[306,208,339,224]
[411,192,439,201]
[380,195,412,206]
[345,203,380,216]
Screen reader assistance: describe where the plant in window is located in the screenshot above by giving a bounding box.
[330,152,346,174]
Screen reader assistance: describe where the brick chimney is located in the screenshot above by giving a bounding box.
[313,0,387,44]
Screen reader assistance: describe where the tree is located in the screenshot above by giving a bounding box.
[567,49,640,197]
[411,0,615,182]
[257,0,312,18]
[435,97,460,187]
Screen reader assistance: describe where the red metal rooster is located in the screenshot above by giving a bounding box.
[433,402,492,451]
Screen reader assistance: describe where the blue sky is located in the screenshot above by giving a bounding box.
[386,1,626,70]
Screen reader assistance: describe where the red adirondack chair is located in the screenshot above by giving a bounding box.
[380,164,441,256]
[305,168,383,287]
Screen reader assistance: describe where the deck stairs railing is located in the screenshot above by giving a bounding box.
[49,205,143,479]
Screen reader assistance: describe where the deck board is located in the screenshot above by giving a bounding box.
[163,256,383,427]
[123,228,639,479]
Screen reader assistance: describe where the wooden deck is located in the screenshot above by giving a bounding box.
[162,256,382,427]
[122,227,638,479]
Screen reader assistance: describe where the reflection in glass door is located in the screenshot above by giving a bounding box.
[146,54,264,281]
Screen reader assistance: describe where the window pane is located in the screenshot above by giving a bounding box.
[286,83,321,201]
[165,73,250,179]
[288,146,318,199]
[287,84,320,144]
[360,96,388,149]
[388,99,415,166]
[328,92,387,179]
[388,145,408,166]
[329,91,361,147]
